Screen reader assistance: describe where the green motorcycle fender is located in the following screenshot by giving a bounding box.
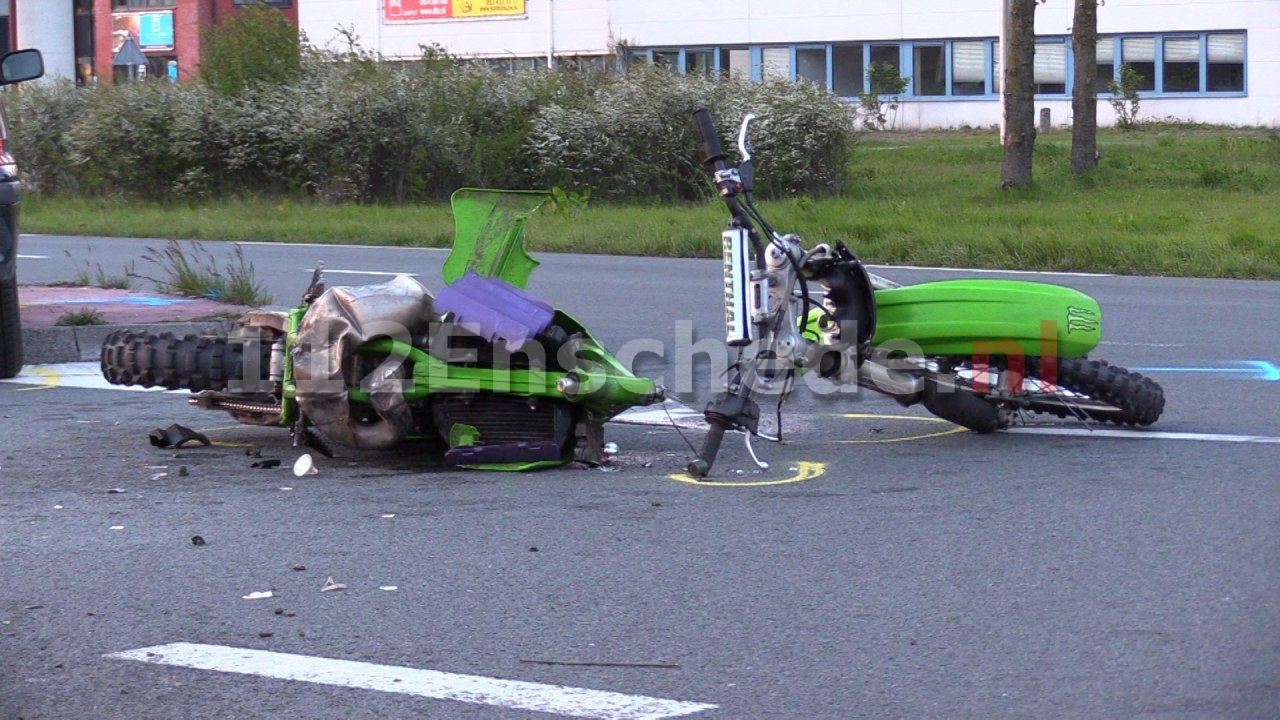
[805,279,1102,358]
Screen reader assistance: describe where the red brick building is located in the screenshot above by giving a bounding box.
[10,0,297,85]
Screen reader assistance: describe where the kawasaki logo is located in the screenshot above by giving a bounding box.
[1066,306,1100,334]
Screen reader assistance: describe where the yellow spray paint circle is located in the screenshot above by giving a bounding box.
[667,461,825,487]
[838,413,967,444]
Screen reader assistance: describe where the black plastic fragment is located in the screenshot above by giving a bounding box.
[149,424,211,449]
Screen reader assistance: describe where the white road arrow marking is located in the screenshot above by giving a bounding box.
[107,643,716,720]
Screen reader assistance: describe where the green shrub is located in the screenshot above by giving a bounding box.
[200,4,301,96]
[9,49,857,204]
[5,80,91,194]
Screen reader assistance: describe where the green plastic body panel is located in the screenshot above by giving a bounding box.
[870,279,1102,357]
[442,188,551,290]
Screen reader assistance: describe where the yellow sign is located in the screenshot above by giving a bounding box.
[453,0,525,18]
[385,0,524,21]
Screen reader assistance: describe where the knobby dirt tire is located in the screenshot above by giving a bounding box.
[1018,356,1165,426]
[101,330,268,392]
[0,280,21,379]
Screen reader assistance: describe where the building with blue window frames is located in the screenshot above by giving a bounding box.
[300,0,1276,128]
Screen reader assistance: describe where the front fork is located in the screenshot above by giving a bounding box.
[689,228,808,478]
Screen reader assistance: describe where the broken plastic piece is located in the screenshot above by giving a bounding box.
[242,591,273,600]
[293,454,318,477]
[250,459,282,469]
[321,576,346,592]
[149,424,211,449]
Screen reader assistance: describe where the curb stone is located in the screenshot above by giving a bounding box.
[22,321,239,365]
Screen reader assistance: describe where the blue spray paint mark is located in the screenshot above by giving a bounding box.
[44,296,196,307]
[1131,360,1280,381]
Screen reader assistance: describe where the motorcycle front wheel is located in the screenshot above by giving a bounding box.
[930,356,1165,430]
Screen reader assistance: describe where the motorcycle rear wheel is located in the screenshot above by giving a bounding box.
[101,330,269,392]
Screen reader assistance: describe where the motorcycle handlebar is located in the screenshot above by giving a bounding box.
[692,108,726,170]
[687,422,726,479]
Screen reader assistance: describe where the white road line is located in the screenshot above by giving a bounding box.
[107,643,716,720]
[866,263,1114,278]
[0,362,175,392]
[308,268,420,277]
[236,240,448,251]
[17,254,50,259]
[1007,426,1280,444]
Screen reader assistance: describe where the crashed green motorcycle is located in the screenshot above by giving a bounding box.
[100,190,662,469]
[686,109,1164,477]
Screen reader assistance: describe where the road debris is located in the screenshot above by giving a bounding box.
[242,591,274,600]
[291,565,306,572]
[250,459,282,469]
[149,424,211,449]
[191,536,205,546]
[380,513,396,519]
[151,472,168,480]
[108,488,126,494]
[293,454,318,477]
[321,576,346,592]
[379,586,398,591]
[109,525,124,530]
[177,466,189,477]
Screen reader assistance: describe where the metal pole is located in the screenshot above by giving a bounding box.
[546,0,555,69]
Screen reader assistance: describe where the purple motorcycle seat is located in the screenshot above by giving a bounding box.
[434,270,555,351]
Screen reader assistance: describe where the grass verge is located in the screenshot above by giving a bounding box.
[23,127,1280,279]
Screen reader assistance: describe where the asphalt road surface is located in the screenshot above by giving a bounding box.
[3,234,1278,719]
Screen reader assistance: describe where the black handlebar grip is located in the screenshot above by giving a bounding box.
[687,422,727,479]
[692,108,726,168]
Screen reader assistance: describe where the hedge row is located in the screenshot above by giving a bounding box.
[7,53,857,203]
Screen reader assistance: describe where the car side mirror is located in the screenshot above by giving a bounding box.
[0,49,44,86]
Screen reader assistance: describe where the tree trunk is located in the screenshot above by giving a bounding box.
[1071,0,1099,173]
[1000,0,1037,189]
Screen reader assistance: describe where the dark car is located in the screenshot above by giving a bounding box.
[0,48,45,379]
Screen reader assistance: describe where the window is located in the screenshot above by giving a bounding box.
[719,48,750,80]
[652,50,679,71]
[914,44,945,96]
[761,47,790,81]
[951,41,985,95]
[796,47,827,88]
[1095,37,1115,93]
[991,40,1001,93]
[1122,37,1156,91]
[686,49,714,77]
[1207,32,1244,91]
[1034,40,1066,94]
[832,44,863,97]
[868,44,901,94]
[1163,37,1200,92]
[113,0,176,7]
